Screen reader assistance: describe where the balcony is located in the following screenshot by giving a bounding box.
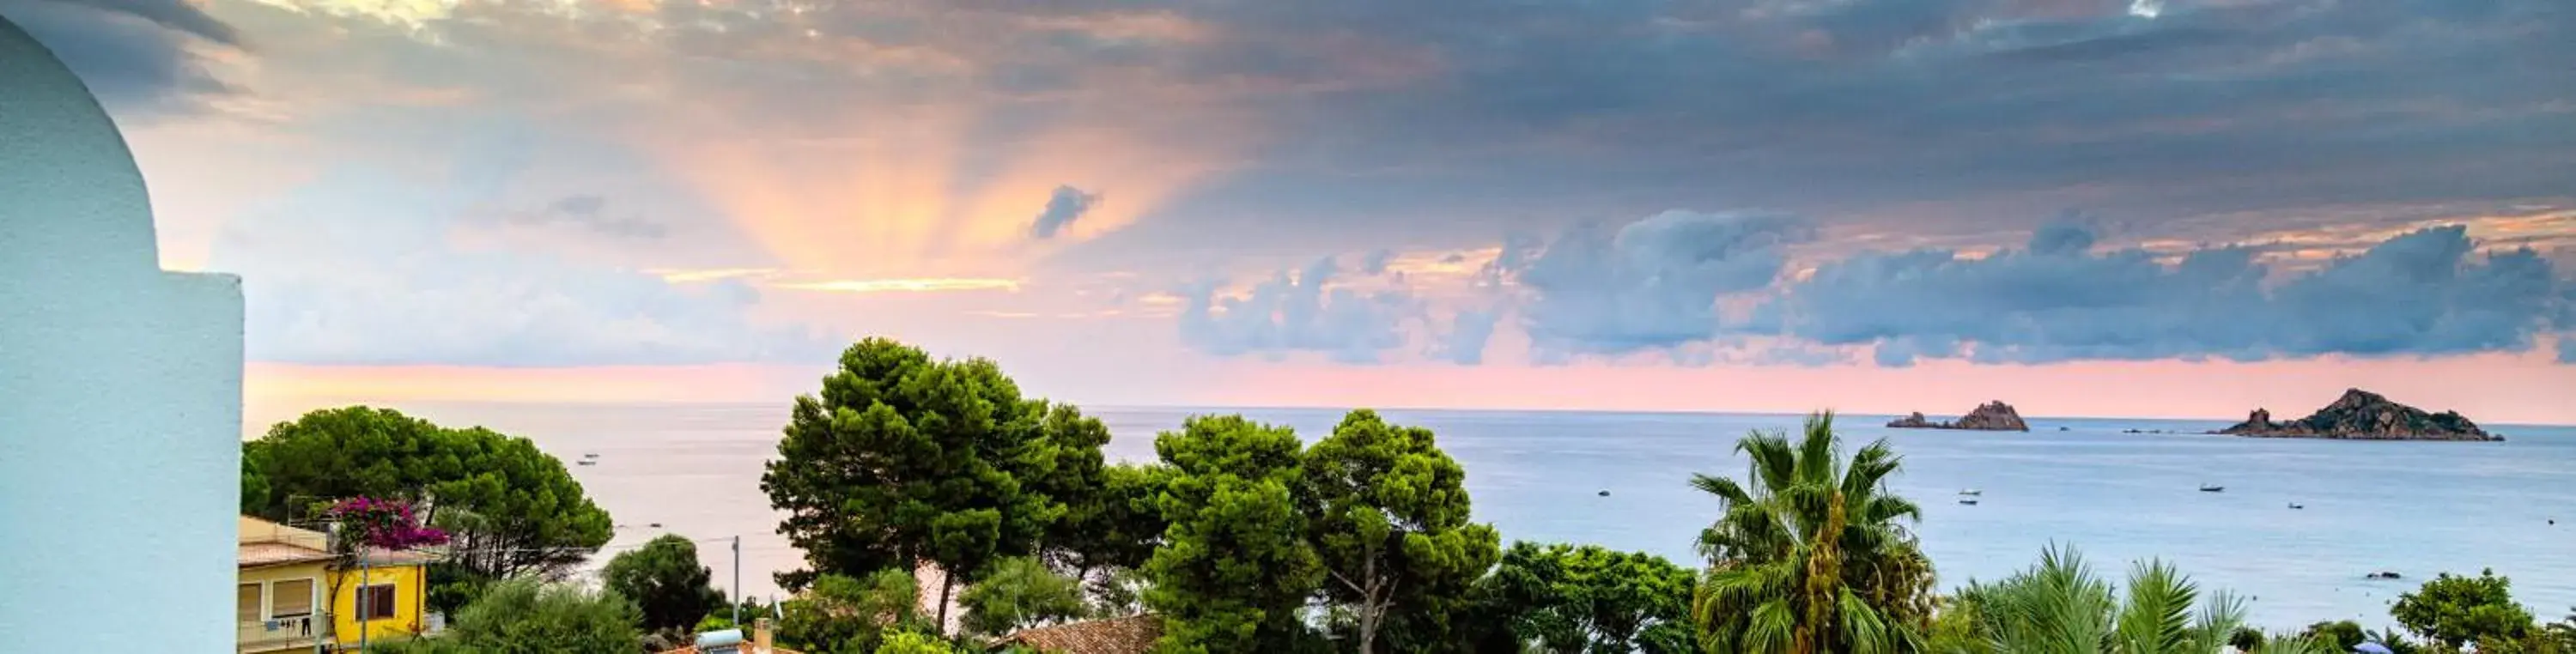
[238,613,328,652]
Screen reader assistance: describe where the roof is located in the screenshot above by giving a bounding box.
[238,542,335,569]
[997,615,1163,654]
[355,547,436,566]
[238,516,437,569]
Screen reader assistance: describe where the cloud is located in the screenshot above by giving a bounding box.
[2,0,242,118]
[1176,256,1418,363]
[1515,210,1815,359]
[1030,185,1102,239]
[1432,309,1499,365]
[497,194,670,239]
[1763,224,2573,365]
[1360,248,1393,275]
[207,164,831,367]
[1048,0,2575,260]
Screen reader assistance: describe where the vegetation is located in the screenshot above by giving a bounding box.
[1951,544,2247,654]
[603,534,726,635]
[760,338,1108,632]
[1142,415,1325,652]
[1303,409,1502,654]
[959,556,1090,637]
[777,568,931,653]
[1051,462,1168,592]
[242,406,612,595]
[258,339,2576,654]
[875,629,961,654]
[1689,411,1932,654]
[374,579,641,654]
[1475,541,1697,653]
[2390,569,2535,649]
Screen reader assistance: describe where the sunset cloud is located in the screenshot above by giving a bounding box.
[1030,185,1101,239]
[27,0,2574,415]
[3,0,242,118]
[774,278,1024,294]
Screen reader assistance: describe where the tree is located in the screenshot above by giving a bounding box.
[2300,621,2367,651]
[760,338,1072,632]
[1690,411,1932,654]
[1143,415,1324,653]
[1300,409,1500,654]
[382,578,642,654]
[1091,566,1153,618]
[1049,462,1167,590]
[2228,627,2266,653]
[878,629,960,654]
[2481,611,2576,654]
[960,556,1091,637]
[1022,405,1128,572]
[243,406,613,582]
[2391,569,2534,649]
[778,568,927,654]
[240,449,269,515]
[694,596,781,633]
[1965,544,2246,654]
[1477,541,1696,654]
[604,534,726,634]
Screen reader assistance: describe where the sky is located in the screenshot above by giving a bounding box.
[11,0,2576,424]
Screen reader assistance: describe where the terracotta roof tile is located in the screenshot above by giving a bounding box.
[999,615,1163,654]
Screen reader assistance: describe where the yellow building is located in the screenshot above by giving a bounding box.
[237,517,435,652]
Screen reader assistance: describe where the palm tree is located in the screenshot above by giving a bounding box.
[1967,543,2288,654]
[1691,411,1932,654]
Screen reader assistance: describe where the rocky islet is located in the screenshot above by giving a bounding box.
[1887,401,2031,431]
[2215,388,2500,441]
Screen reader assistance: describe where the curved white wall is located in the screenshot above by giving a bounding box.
[0,15,245,651]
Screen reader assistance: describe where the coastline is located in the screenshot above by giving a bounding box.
[438,402,2576,630]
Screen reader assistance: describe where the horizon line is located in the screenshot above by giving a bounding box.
[260,398,2576,430]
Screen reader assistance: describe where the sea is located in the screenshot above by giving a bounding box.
[322,403,2576,631]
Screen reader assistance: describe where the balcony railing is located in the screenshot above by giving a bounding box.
[238,613,329,651]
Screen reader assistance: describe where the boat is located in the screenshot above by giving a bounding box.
[1959,499,1979,506]
[582,453,600,459]
[2288,503,2305,510]
[2198,484,2224,493]
[576,459,597,466]
[1958,489,1983,496]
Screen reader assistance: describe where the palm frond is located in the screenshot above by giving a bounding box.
[1796,412,1841,488]
[1692,473,1759,506]
[2111,560,2199,654]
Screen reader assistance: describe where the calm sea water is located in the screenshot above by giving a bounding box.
[332,403,2576,630]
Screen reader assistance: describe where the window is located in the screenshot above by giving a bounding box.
[271,578,315,617]
[357,584,398,621]
[237,584,263,623]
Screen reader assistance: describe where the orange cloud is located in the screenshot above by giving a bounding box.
[774,277,1022,294]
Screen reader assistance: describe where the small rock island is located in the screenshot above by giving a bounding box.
[1888,401,2030,432]
[2215,388,2500,441]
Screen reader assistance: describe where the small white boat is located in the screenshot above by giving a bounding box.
[575,459,597,466]
[2198,484,2224,493]
[582,453,600,459]
[1959,499,1979,506]
[1958,489,1983,496]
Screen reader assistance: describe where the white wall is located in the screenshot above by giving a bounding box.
[0,15,246,651]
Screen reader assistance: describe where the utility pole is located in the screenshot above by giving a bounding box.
[358,546,371,651]
[732,536,742,628]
